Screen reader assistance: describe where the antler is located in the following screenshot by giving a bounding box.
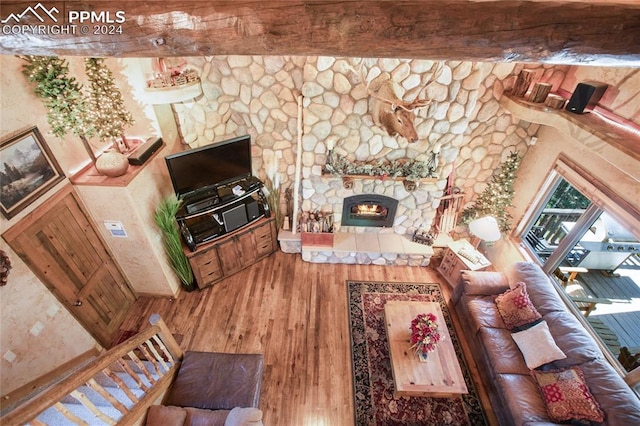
[392,97,433,112]
[395,61,445,111]
[348,59,444,111]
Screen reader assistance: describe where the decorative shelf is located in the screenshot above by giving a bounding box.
[70,142,166,187]
[500,94,640,162]
[143,80,203,105]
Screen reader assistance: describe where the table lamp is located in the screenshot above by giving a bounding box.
[469,215,501,248]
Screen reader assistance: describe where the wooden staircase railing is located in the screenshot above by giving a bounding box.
[1,314,183,426]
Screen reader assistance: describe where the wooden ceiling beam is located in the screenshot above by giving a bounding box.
[1,1,639,65]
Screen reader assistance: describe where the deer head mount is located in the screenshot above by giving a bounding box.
[352,61,443,143]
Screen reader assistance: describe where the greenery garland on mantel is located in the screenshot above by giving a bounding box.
[324,150,438,182]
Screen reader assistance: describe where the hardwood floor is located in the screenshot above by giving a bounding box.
[119,251,497,425]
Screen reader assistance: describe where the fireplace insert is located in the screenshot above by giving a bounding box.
[341,194,398,227]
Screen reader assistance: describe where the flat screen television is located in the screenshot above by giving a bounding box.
[165,135,252,199]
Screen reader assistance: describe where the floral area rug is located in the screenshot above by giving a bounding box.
[347,281,488,425]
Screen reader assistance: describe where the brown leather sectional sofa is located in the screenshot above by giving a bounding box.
[453,261,640,425]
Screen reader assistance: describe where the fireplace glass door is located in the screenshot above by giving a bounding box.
[341,194,398,227]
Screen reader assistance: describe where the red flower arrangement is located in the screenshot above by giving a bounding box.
[409,313,441,356]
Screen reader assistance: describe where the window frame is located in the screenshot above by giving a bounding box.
[517,155,640,391]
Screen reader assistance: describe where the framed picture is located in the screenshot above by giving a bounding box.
[1,126,65,219]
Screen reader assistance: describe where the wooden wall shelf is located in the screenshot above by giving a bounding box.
[143,80,203,105]
[70,143,166,187]
[500,94,640,162]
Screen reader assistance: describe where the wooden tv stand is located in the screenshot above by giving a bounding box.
[184,217,277,289]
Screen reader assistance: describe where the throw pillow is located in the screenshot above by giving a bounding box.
[531,366,604,423]
[495,282,542,330]
[225,407,264,426]
[511,320,566,369]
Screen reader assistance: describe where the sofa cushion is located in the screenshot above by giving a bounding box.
[531,366,604,423]
[184,407,230,426]
[507,262,567,315]
[511,321,566,369]
[461,270,510,295]
[478,327,530,375]
[146,405,187,426]
[466,296,506,332]
[166,351,264,411]
[495,373,550,425]
[578,359,640,424]
[542,311,602,367]
[224,407,263,426]
[495,282,542,330]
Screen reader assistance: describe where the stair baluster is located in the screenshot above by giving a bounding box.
[127,351,156,384]
[69,389,117,425]
[85,378,128,415]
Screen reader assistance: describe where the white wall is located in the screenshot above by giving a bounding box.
[0,55,162,395]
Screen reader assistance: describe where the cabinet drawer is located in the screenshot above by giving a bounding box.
[256,239,274,257]
[198,268,223,288]
[443,249,456,262]
[192,251,222,286]
[253,224,272,241]
[198,256,221,277]
[438,264,452,276]
[439,257,454,274]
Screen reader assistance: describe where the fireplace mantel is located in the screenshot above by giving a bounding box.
[322,173,437,192]
[500,94,639,162]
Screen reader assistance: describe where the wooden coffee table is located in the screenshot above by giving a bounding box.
[384,300,468,397]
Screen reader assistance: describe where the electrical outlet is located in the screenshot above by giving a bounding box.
[3,350,16,363]
[47,304,60,317]
[30,321,44,336]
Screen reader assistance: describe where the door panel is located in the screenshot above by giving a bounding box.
[216,238,242,275]
[237,230,256,262]
[3,185,136,347]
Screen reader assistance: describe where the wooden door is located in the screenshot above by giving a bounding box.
[3,185,136,347]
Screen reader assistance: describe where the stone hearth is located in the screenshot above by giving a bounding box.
[279,231,433,266]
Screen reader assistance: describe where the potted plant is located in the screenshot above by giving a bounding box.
[154,195,196,292]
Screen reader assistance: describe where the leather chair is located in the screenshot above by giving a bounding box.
[146,351,264,426]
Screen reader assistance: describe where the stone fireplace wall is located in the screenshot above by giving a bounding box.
[171,56,560,235]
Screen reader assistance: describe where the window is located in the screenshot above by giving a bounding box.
[520,162,640,392]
